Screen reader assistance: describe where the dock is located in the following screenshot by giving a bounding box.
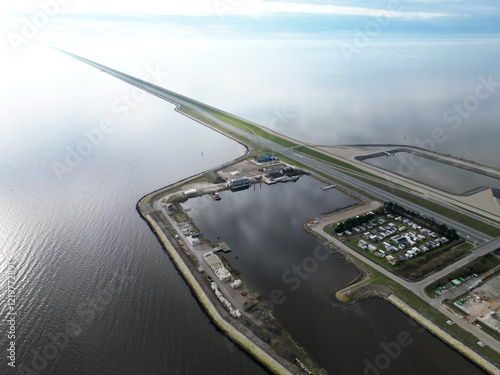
[213,242,231,253]
[322,184,336,191]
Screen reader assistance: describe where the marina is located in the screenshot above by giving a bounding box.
[178,175,488,374]
[3,35,499,375]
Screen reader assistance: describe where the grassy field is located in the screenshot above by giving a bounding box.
[483,254,500,270]
[169,205,188,223]
[477,322,500,342]
[424,254,500,298]
[181,101,500,238]
[208,110,373,175]
[425,288,440,299]
[443,298,469,317]
[457,242,475,251]
[350,174,500,238]
[363,263,500,366]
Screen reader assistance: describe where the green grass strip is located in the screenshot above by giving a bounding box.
[351,175,500,238]
[365,264,500,366]
[181,103,500,237]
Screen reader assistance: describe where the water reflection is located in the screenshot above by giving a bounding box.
[39,39,500,169]
[366,152,500,194]
[182,176,485,374]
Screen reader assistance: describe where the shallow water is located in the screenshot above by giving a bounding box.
[366,152,500,194]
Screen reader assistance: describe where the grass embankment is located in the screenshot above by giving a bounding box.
[396,240,465,280]
[453,204,500,226]
[363,264,500,366]
[166,176,210,199]
[145,214,293,375]
[477,323,500,342]
[425,289,440,299]
[179,106,269,156]
[209,111,370,175]
[425,254,500,296]
[351,174,500,238]
[181,102,500,238]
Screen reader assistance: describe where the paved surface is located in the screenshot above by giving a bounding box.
[62,49,497,242]
[148,184,246,312]
[310,219,500,353]
[63,50,500,365]
[144,213,295,375]
[315,145,500,224]
[314,201,382,228]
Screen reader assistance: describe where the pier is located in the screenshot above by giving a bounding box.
[213,242,231,253]
[322,184,336,191]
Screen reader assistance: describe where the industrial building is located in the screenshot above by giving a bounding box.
[203,251,232,282]
[229,177,250,190]
[210,282,241,318]
[184,189,197,196]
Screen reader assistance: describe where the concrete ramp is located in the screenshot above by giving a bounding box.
[492,188,500,208]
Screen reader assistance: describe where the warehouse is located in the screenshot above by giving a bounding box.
[229,176,250,190]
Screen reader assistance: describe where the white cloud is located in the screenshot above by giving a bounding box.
[1,0,458,19]
[241,2,458,19]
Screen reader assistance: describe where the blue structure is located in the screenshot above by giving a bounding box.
[264,154,277,160]
[255,157,268,163]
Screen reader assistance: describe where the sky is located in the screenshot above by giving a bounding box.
[2,0,500,51]
[1,1,499,168]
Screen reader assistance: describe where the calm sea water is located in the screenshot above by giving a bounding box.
[1,48,261,375]
[55,39,500,169]
[0,44,494,374]
[182,177,486,375]
[366,152,500,194]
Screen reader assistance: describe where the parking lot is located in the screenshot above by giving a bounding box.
[341,212,450,266]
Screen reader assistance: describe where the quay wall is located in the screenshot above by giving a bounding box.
[141,213,294,375]
[387,295,500,375]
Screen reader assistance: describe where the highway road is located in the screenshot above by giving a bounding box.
[187,106,493,244]
[63,50,500,363]
[315,145,500,227]
[60,48,498,257]
[57,49,495,243]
